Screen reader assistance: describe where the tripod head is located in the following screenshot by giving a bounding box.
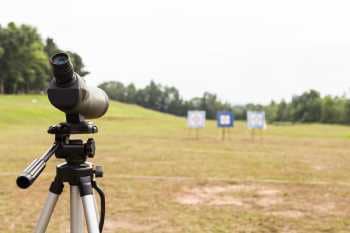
[17,116,107,232]
[16,113,101,189]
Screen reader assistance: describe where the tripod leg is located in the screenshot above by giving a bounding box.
[34,180,63,233]
[79,176,100,233]
[70,186,84,233]
[93,192,100,223]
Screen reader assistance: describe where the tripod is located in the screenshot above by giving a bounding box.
[17,118,105,233]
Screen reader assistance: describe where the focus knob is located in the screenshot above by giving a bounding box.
[95,166,103,178]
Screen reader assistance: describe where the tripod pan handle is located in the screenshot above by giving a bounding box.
[16,159,46,189]
[16,144,58,189]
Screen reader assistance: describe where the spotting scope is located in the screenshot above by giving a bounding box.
[48,52,109,121]
[16,52,109,189]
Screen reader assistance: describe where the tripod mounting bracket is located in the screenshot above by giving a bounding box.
[48,121,98,135]
[52,163,103,187]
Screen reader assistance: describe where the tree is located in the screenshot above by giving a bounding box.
[321,96,337,123]
[125,84,137,103]
[275,100,289,122]
[161,86,183,115]
[142,81,163,110]
[98,81,126,101]
[343,100,350,124]
[232,105,246,120]
[0,22,49,93]
[264,100,278,122]
[319,95,350,124]
[290,90,322,122]
[0,23,88,94]
[199,92,221,119]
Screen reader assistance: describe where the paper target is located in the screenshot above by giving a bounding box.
[247,111,266,129]
[187,111,206,128]
[217,112,234,128]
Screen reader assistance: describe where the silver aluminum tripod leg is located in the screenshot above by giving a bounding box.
[70,186,84,233]
[82,194,100,233]
[34,192,59,233]
[93,194,100,223]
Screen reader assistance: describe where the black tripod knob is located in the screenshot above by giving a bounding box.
[85,138,96,158]
[95,166,103,178]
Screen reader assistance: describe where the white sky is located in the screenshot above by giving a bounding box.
[2,0,350,104]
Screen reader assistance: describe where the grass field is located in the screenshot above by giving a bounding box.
[1,95,350,233]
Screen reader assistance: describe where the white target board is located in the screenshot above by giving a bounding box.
[187,111,206,129]
[247,111,266,129]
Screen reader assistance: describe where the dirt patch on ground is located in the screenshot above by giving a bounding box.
[176,183,279,209]
[175,182,344,219]
[176,192,205,205]
[255,188,283,207]
[271,210,305,219]
[176,184,257,207]
[312,202,336,215]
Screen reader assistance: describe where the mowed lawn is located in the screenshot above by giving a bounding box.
[1,95,350,233]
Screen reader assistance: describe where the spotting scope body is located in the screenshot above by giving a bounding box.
[47,53,109,119]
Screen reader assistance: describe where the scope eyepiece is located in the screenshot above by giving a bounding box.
[50,52,74,84]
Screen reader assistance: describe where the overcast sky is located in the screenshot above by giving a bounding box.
[2,0,350,104]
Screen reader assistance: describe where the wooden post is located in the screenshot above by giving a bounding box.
[251,128,255,142]
[221,128,226,141]
[260,128,264,143]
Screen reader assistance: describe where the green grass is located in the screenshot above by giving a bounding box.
[1,95,350,233]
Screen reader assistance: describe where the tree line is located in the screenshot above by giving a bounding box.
[263,90,350,124]
[99,81,350,124]
[98,80,234,119]
[0,22,88,93]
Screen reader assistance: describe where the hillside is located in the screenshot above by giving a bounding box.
[1,95,350,138]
